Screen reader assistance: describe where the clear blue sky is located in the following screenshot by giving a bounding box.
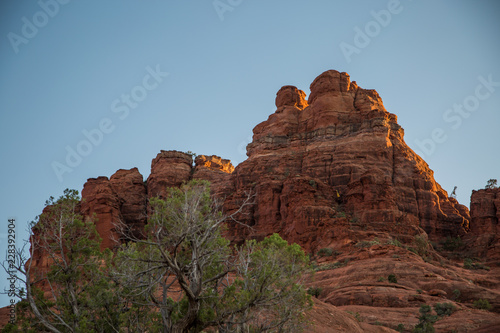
[1,0,499,307]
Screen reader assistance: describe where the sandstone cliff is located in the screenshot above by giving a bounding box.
[225,70,470,251]
[12,70,500,332]
[466,187,500,263]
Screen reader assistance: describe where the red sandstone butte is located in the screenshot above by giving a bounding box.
[6,70,500,332]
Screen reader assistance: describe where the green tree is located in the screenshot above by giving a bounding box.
[5,189,122,333]
[114,180,312,332]
[413,305,437,333]
[485,179,498,189]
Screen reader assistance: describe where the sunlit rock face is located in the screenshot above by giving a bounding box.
[19,70,500,333]
[76,70,471,252]
[225,70,469,250]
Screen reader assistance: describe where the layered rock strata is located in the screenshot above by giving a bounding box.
[225,70,469,250]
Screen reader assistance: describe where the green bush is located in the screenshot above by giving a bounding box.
[377,276,385,282]
[314,259,349,271]
[413,305,437,333]
[387,238,403,247]
[355,238,381,248]
[396,323,405,332]
[434,303,456,317]
[317,248,333,257]
[346,311,363,322]
[307,287,322,297]
[413,234,430,257]
[388,274,398,283]
[473,299,492,311]
[464,258,490,271]
[441,236,463,251]
[452,289,461,301]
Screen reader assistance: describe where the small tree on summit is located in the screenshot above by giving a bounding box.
[485,179,498,189]
[450,186,457,199]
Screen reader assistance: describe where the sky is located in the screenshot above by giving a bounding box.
[0,0,499,307]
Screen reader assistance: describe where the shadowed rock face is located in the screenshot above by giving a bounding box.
[466,188,500,261]
[20,70,500,333]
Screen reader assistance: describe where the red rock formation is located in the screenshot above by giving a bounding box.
[147,150,193,198]
[11,70,500,332]
[193,155,234,197]
[110,168,147,239]
[467,188,500,262]
[81,168,147,249]
[81,176,122,250]
[227,70,469,250]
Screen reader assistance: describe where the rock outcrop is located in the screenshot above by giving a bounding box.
[147,150,193,198]
[226,70,469,251]
[467,188,500,262]
[81,176,122,250]
[9,70,500,332]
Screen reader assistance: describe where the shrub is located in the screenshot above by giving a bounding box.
[317,248,333,257]
[307,287,322,297]
[336,211,346,218]
[377,276,385,282]
[314,259,349,271]
[387,238,403,247]
[464,258,490,271]
[452,289,461,301]
[413,234,430,257]
[463,258,474,269]
[434,303,456,317]
[473,299,492,311]
[441,236,463,251]
[388,274,398,283]
[346,311,363,322]
[355,238,380,248]
[396,323,405,332]
[413,305,437,333]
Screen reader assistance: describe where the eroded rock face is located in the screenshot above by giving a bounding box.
[193,155,234,197]
[467,188,500,261]
[80,168,148,248]
[17,70,500,333]
[147,150,193,198]
[110,168,147,239]
[226,70,470,249]
[81,176,122,250]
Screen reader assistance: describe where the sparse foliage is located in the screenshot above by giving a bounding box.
[441,236,463,251]
[113,180,312,332]
[413,304,437,333]
[434,303,456,317]
[450,186,457,199]
[413,234,430,257]
[5,182,312,332]
[473,299,492,311]
[307,287,322,297]
[317,248,333,257]
[3,189,122,333]
[388,274,398,283]
[485,179,498,189]
[463,258,490,271]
